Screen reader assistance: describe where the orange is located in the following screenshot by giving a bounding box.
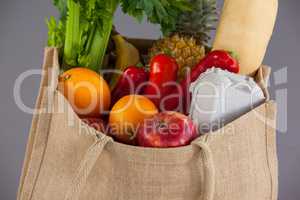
[109,95,158,144]
[58,67,111,117]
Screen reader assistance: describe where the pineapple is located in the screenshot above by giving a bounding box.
[149,0,218,80]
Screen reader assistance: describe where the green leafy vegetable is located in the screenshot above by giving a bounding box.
[46,16,65,47]
[121,0,192,35]
[53,0,67,20]
[47,0,192,72]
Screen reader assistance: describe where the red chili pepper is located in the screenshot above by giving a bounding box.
[165,50,240,113]
[143,54,178,109]
[111,66,148,105]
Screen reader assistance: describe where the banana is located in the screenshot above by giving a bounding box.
[213,0,278,76]
[110,35,140,89]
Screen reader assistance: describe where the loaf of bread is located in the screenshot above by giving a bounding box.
[213,0,278,76]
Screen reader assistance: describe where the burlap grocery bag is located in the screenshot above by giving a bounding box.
[17,47,278,200]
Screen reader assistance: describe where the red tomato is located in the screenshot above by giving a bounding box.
[143,54,178,109]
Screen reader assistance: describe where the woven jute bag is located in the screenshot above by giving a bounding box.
[17,47,278,200]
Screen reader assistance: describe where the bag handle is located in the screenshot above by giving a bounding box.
[18,48,61,200]
[192,139,215,200]
[47,48,60,93]
[64,135,112,200]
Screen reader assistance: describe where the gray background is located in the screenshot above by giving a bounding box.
[0,0,299,199]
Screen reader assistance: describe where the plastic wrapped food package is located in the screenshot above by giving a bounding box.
[189,68,265,133]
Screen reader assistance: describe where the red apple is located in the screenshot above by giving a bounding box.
[137,112,198,148]
[81,118,107,133]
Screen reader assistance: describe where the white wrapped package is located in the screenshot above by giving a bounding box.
[189,68,265,133]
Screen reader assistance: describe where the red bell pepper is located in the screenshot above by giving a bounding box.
[165,50,240,113]
[111,66,148,105]
[143,54,179,109]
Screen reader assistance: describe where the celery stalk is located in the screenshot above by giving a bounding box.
[78,19,114,72]
[63,0,80,67]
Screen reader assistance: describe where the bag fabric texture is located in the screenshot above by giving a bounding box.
[17,48,278,200]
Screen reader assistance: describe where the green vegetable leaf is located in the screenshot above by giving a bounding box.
[121,0,192,35]
[53,0,67,20]
[46,16,65,47]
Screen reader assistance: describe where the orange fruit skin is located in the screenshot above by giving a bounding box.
[58,68,111,117]
[109,95,158,144]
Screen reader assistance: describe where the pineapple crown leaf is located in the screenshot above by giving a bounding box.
[174,0,218,44]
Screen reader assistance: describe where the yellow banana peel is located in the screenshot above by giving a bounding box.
[110,35,140,89]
